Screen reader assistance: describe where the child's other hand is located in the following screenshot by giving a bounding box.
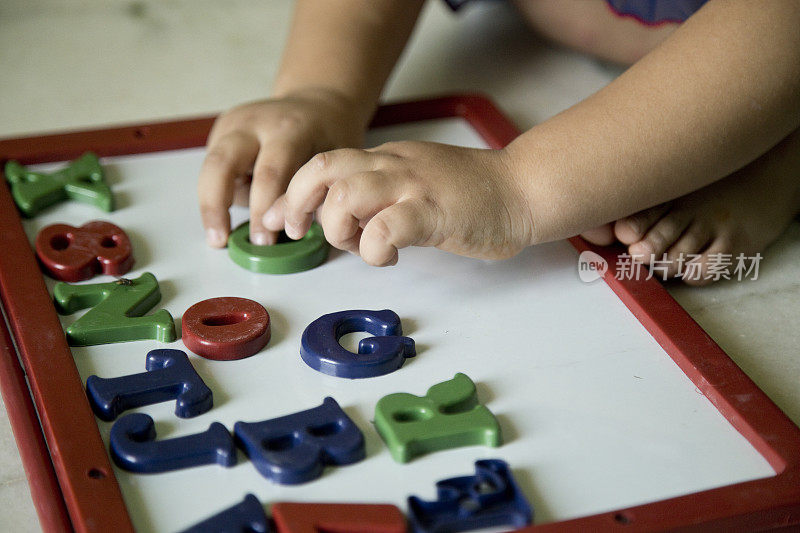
[198,91,363,247]
[265,141,534,266]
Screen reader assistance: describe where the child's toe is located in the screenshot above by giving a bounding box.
[614,202,671,244]
[678,240,728,286]
[628,211,692,261]
[664,222,712,277]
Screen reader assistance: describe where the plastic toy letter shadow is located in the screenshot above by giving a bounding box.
[227,222,328,274]
[53,272,177,346]
[300,309,416,379]
[4,152,114,216]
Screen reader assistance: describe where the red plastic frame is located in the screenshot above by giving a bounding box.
[0,95,798,532]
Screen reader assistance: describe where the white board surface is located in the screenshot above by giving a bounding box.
[22,118,773,532]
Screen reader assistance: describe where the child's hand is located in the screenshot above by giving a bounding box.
[264,141,534,266]
[198,91,364,247]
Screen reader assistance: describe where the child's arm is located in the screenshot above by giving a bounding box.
[268,0,800,264]
[506,0,800,243]
[198,0,424,247]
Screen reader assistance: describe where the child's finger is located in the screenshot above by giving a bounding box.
[282,149,377,239]
[198,132,260,247]
[248,139,310,245]
[359,199,436,266]
[232,174,252,207]
[320,208,361,254]
[317,171,398,253]
[262,194,287,232]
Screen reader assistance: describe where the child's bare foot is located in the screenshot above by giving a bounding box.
[610,129,800,285]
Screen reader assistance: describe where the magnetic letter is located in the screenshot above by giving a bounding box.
[374,373,501,463]
[300,309,415,379]
[182,297,271,361]
[36,220,133,281]
[407,459,532,533]
[227,222,328,274]
[110,413,236,473]
[54,272,176,345]
[272,502,405,533]
[180,494,270,533]
[234,397,365,484]
[4,152,113,216]
[86,349,212,421]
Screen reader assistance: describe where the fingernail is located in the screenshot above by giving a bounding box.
[250,232,269,246]
[629,243,650,260]
[285,221,302,240]
[206,228,226,248]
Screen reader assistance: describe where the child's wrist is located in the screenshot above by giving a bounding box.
[496,146,539,247]
[272,86,374,128]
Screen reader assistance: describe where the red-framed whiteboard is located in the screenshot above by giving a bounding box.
[0,95,798,532]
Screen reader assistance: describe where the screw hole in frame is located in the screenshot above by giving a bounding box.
[87,468,107,480]
[614,512,633,525]
[133,127,151,139]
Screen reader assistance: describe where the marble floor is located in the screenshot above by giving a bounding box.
[1,1,798,530]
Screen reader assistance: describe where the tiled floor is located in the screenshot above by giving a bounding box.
[2,1,798,530]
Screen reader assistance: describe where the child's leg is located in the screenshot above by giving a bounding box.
[512,0,678,65]
[609,127,800,284]
[511,0,676,247]
[515,0,800,283]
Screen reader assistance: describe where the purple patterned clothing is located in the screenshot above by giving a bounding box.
[444,0,708,25]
